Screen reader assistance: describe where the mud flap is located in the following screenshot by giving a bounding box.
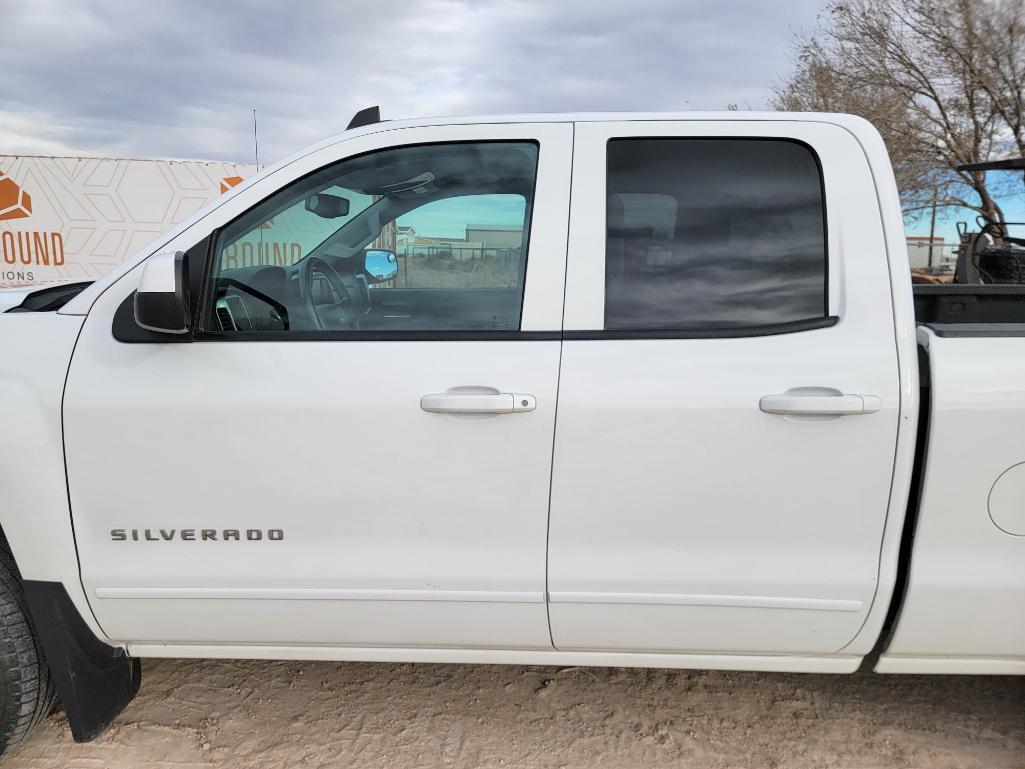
[22,581,141,741]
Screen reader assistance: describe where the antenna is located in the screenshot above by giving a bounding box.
[347,106,381,130]
[253,108,260,169]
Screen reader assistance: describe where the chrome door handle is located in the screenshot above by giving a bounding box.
[421,392,536,414]
[759,392,881,416]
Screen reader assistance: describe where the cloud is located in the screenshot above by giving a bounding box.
[0,0,824,163]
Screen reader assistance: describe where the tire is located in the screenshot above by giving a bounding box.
[0,545,57,755]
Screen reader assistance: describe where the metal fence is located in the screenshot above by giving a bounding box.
[369,246,521,290]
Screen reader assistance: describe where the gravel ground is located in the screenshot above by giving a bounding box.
[2,659,1022,769]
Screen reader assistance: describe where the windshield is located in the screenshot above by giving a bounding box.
[219,185,378,271]
[215,142,539,276]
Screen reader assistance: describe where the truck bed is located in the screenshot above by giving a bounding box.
[877,323,1025,674]
[913,284,1025,327]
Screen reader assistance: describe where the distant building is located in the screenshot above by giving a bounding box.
[397,225,445,248]
[397,222,524,260]
[396,226,418,246]
[465,224,523,249]
[906,236,951,270]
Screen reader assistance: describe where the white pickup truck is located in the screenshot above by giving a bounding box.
[1,110,1022,753]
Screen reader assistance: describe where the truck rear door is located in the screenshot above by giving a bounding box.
[548,119,902,656]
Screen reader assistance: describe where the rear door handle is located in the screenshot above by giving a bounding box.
[759,392,881,416]
[421,392,536,414]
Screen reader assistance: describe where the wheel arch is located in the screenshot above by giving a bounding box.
[0,523,141,742]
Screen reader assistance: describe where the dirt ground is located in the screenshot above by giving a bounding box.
[2,659,1022,769]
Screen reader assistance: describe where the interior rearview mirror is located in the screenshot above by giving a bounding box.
[305,193,350,219]
[134,251,191,334]
[364,249,398,283]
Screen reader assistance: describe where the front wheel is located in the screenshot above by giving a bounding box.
[0,544,57,756]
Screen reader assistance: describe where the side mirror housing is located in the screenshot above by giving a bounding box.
[134,251,191,334]
[364,249,398,283]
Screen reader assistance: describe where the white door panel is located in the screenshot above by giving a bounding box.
[66,338,560,646]
[549,120,900,654]
[549,330,897,654]
[65,123,572,647]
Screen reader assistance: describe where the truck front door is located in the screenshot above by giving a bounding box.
[548,120,902,657]
[64,123,572,650]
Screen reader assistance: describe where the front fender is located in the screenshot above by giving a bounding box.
[1,312,142,739]
[0,312,109,640]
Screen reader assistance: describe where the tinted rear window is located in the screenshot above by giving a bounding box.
[605,138,827,332]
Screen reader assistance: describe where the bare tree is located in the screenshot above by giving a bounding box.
[774,0,1025,229]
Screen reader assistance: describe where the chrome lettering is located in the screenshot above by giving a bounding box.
[110,528,285,542]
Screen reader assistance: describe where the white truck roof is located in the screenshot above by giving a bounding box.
[295,110,876,158]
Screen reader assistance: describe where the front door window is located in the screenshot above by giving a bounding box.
[207,142,540,334]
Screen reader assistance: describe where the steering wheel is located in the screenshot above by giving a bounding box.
[296,256,359,331]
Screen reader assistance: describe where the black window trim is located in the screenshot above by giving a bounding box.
[601,135,831,339]
[564,316,838,341]
[191,329,565,342]
[115,316,839,344]
[184,317,839,343]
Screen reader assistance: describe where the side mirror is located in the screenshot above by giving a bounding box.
[305,193,350,219]
[134,251,191,334]
[364,249,398,283]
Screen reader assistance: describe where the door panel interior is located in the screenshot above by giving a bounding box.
[367,288,524,332]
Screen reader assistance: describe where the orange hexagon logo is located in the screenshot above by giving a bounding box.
[0,173,31,221]
[220,176,244,194]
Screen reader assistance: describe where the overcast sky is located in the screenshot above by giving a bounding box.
[0,0,826,164]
